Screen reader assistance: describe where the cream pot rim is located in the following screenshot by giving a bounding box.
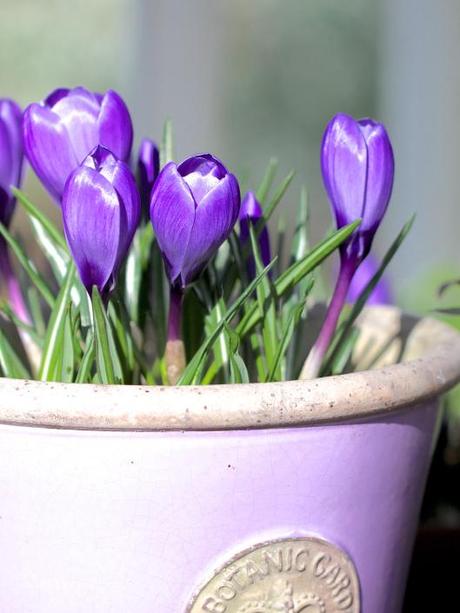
[1,306,459,431]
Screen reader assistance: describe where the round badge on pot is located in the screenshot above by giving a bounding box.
[187,536,360,612]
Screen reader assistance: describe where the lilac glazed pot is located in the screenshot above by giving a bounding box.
[0,306,459,613]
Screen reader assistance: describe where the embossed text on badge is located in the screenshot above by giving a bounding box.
[187,536,360,612]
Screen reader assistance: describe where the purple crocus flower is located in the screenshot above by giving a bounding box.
[0,99,23,226]
[24,87,133,202]
[0,99,31,326]
[150,153,240,289]
[301,114,394,380]
[62,146,140,296]
[239,191,271,279]
[137,138,159,218]
[347,254,393,305]
[321,113,394,261]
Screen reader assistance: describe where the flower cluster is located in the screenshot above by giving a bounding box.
[0,86,397,386]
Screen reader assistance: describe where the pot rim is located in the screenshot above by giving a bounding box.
[1,306,460,432]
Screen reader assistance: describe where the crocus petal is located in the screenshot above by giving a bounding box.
[0,120,13,189]
[359,119,394,233]
[321,113,368,228]
[137,138,159,211]
[178,154,227,204]
[24,104,78,200]
[62,167,121,293]
[239,191,271,274]
[97,90,133,161]
[0,99,22,188]
[51,91,100,165]
[181,173,240,285]
[45,88,70,107]
[150,162,196,284]
[97,150,141,256]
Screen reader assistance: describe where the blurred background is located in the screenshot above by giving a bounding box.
[2,0,460,311]
[1,1,460,608]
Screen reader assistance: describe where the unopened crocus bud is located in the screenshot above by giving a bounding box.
[137,138,159,217]
[347,254,393,305]
[239,191,271,279]
[150,153,240,289]
[321,113,394,262]
[150,153,240,384]
[62,146,140,296]
[300,114,394,380]
[24,87,133,202]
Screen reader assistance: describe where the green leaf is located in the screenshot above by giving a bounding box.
[38,264,75,381]
[0,329,30,379]
[330,327,360,375]
[160,119,174,167]
[290,186,310,264]
[256,157,278,205]
[322,216,415,375]
[0,222,55,309]
[92,288,124,384]
[29,216,69,282]
[27,286,46,337]
[58,305,75,382]
[0,303,43,348]
[75,330,95,383]
[205,298,230,375]
[125,224,155,325]
[261,169,295,223]
[177,259,277,385]
[249,224,278,376]
[266,299,306,382]
[225,324,250,384]
[237,220,360,337]
[151,242,168,353]
[108,300,135,381]
[13,188,67,251]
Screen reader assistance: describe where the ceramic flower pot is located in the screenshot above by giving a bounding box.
[0,306,459,613]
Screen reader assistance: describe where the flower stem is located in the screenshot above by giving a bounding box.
[300,256,358,380]
[165,286,186,385]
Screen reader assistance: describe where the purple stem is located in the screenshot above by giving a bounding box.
[301,255,358,379]
[167,286,183,342]
[0,242,31,325]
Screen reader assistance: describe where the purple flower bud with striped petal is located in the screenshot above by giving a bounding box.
[62,146,140,296]
[0,99,23,226]
[321,113,394,262]
[347,254,393,305]
[24,87,133,202]
[301,114,395,380]
[239,191,271,279]
[137,138,159,218]
[150,153,240,288]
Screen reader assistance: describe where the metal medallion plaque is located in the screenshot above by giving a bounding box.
[187,537,360,613]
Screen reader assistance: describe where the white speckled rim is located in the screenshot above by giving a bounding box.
[1,306,460,431]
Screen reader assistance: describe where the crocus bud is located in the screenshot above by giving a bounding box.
[347,254,393,305]
[239,191,271,279]
[321,113,394,262]
[150,153,240,288]
[0,99,23,226]
[137,138,159,217]
[24,87,133,202]
[62,146,140,296]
